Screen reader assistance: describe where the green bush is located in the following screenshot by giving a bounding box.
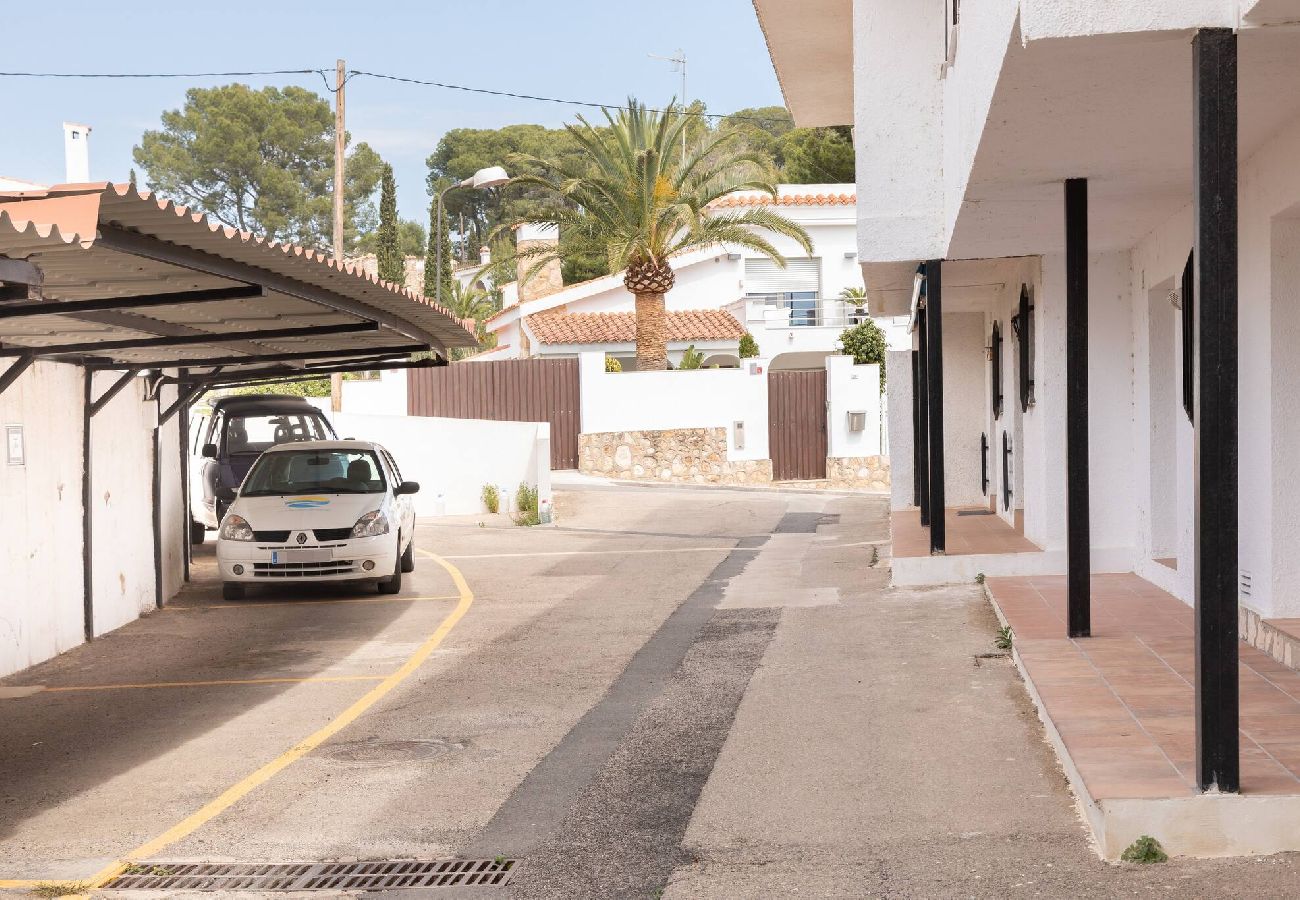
[839,319,888,393]
[738,333,759,359]
[482,483,500,514]
[224,379,331,398]
[605,355,623,373]
[514,482,540,526]
[678,344,704,370]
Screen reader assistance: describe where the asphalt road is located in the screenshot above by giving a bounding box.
[0,482,1297,898]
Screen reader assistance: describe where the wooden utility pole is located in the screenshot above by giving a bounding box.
[331,58,346,411]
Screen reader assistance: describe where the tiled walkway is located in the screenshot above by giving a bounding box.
[891,508,1040,558]
[988,574,1300,799]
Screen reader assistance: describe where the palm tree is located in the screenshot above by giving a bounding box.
[443,280,499,361]
[496,98,814,371]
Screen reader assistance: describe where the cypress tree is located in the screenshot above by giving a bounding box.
[422,197,455,302]
[376,164,404,284]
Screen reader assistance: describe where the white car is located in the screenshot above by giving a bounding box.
[215,440,419,602]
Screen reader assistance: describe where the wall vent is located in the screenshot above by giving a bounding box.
[1239,569,1252,599]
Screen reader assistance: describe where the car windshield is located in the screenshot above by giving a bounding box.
[240,450,387,496]
[223,412,333,455]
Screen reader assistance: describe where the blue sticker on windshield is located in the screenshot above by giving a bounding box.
[285,496,330,509]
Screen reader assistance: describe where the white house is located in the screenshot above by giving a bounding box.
[756,0,1300,859]
[479,186,891,369]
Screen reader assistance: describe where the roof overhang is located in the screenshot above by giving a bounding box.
[751,0,853,127]
[949,23,1300,259]
[0,183,478,381]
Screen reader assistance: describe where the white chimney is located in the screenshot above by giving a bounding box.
[62,122,92,183]
[479,245,491,267]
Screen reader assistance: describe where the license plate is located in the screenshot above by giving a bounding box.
[271,549,332,564]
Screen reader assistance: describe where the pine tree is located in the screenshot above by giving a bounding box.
[423,199,455,303]
[376,164,404,284]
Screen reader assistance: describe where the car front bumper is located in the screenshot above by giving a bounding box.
[216,533,397,583]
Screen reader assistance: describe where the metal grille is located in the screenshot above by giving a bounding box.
[103,858,516,891]
[253,560,355,577]
[253,530,292,542]
[313,526,354,541]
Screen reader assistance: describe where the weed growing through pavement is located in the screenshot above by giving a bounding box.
[994,626,1013,651]
[869,546,880,567]
[1121,835,1168,864]
[482,483,500,514]
[975,572,986,584]
[513,482,540,526]
[31,882,91,899]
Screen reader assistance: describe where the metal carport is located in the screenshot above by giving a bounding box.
[0,182,477,677]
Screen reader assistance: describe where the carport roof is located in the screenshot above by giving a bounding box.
[0,183,477,378]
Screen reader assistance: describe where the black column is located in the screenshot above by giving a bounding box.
[1193,27,1239,794]
[917,311,931,526]
[925,259,946,554]
[81,369,94,642]
[1065,179,1091,638]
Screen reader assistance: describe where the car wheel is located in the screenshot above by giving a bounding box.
[378,539,403,594]
[400,536,415,573]
[190,520,206,545]
[222,581,246,602]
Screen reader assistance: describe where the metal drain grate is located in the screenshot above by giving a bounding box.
[103,858,516,892]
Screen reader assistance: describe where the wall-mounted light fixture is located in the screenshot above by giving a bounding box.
[726,252,742,261]
[843,250,857,259]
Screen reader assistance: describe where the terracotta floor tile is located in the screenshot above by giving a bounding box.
[987,572,1300,800]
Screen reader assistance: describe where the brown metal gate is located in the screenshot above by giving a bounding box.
[407,358,580,469]
[768,370,828,481]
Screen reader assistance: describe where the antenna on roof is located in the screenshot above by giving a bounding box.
[648,49,687,160]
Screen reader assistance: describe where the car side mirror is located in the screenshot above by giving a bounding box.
[202,443,217,458]
[395,481,420,496]
[215,486,237,503]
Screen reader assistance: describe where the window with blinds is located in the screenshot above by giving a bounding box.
[743,258,822,296]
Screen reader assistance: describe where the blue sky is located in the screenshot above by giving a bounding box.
[1,0,783,225]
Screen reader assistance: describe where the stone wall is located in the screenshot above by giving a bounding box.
[827,455,891,491]
[578,429,773,485]
[1241,606,1300,671]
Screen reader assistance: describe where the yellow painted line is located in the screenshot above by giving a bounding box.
[0,879,42,888]
[36,675,386,694]
[83,549,474,890]
[163,593,459,611]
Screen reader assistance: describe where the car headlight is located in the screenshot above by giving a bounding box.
[351,510,390,538]
[219,514,254,542]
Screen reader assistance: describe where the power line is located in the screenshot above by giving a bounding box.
[0,68,318,79]
[349,69,790,125]
[0,66,793,126]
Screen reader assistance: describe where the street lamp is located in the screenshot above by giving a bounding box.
[436,166,509,308]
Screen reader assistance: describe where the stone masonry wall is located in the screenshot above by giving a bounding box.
[827,455,891,491]
[578,429,773,485]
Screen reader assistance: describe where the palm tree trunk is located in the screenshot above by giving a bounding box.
[634,292,668,371]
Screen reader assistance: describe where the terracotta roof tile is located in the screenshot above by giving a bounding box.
[709,191,856,209]
[525,310,745,345]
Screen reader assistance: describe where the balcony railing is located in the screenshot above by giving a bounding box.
[741,296,870,329]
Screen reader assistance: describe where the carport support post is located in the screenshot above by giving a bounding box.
[924,259,945,554]
[1065,178,1091,638]
[916,315,930,526]
[1193,27,1240,794]
[81,369,94,641]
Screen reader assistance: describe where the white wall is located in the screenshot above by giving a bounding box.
[90,372,159,636]
[886,349,915,510]
[326,411,551,519]
[826,355,882,458]
[158,379,185,602]
[942,311,988,507]
[340,368,408,416]
[578,351,771,462]
[0,360,86,676]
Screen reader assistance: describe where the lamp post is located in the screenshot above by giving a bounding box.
[435,166,509,308]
